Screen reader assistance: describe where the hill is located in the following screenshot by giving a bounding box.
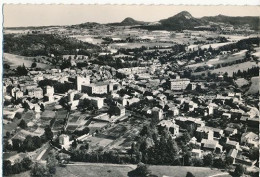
[202,15,260,30]
[4,33,101,57]
[159,11,206,30]
[109,17,148,26]
[137,11,206,31]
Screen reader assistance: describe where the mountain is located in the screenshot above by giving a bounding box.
[137,11,206,31]
[109,17,148,26]
[159,11,206,30]
[202,15,260,30]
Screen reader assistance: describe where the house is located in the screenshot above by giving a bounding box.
[196,126,214,141]
[191,149,203,158]
[43,86,54,95]
[224,127,238,136]
[241,132,259,147]
[222,113,231,119]
[152,107,163,122]
[114,105,126,116]
[157,120,179,137]
[15,90,23,99]
[59,134,70,150]
[168,107,179,116]
[27,87,43,99]
[227,149,238,164]
[201,139,223,153]
[226,138,240,150]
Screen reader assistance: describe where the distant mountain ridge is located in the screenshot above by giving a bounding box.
[109,17,148,26]
[6,11,259,31]
[201,15,260,30]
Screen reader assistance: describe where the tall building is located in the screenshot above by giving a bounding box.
[169,76,190,91]
[76,75,90,91]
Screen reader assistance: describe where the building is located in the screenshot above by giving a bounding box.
[152,107,163,122]
[76,75,90,91]
[241,132,259,147]
[196,126,214,141]
[15,90,23,99]
[169,76,190,91]
[227,149,238,164]
[191,149,203,158]
[82,82,108,95]
[168,107,179,116]
[89,97,104,109]
[201,139,223,153]
[224,127,238,136]
[59,134,70,149]
[157,120,179,137]
[114,105,126,116]
[43,86,54,95]
[27,88,43,99]
[226,138,240,150]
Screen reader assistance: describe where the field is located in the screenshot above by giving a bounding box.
[246,76,260,95]
[187,50,247,69]
[71,35,104,44]
[193,61,257,76]
[4,53,51,69]
[109,42,175,49]
[53,163,231,177]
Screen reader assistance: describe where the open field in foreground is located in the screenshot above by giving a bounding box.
[53,162,231,177]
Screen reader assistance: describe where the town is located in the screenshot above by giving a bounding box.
[2,10,260,177]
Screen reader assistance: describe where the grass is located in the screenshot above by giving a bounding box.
[53,163,231,177]
[55,164,134,177]
[193,61,257,76]
[246,76,259,95]
[187,50,247,69]
[4,53,52,69]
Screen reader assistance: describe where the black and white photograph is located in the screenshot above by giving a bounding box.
[2,5,260,177]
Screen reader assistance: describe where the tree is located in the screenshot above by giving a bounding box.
[46,150,58,175]
[225,156,234,168]
[18,119,27,129]
[4,63,10,69]
[16,64,28,76]
[40,104,45,112]
[186,172,195,177]
[15,112,22,119]
[3,160,12,176]
[234,164,245,177]
[129,162,151,177]
[30,163,51,177]
[21,157,32,170]
[203,153,213,166]
[44,126,53,140]
[249,147,259,161]
[31,62,37,68]
[6,131,11,138]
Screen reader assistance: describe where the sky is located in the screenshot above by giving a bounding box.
[3,5,260,27]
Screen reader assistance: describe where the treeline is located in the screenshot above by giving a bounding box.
[219,37,260,51]
[3,157,32,176]
[4,126,53,153]
[4,34,100,57]
[233,66,259,78]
